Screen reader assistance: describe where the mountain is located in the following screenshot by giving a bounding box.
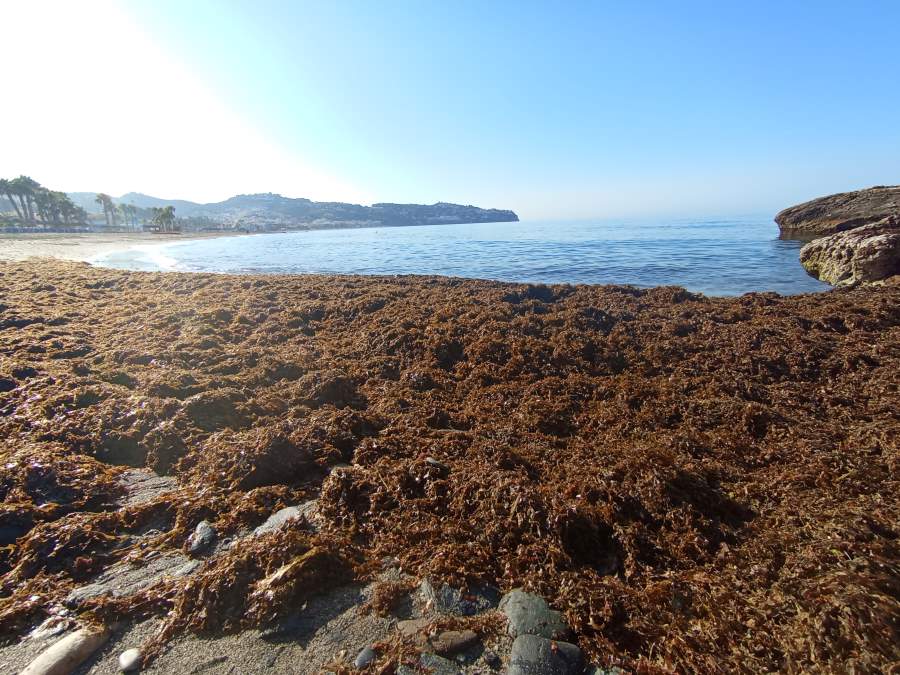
[66,191,518,231]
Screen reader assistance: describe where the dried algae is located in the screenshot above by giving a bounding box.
[0,261,898,672]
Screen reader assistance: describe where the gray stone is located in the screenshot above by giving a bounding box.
[187,520,216,554]
[354,646,376,668]
[508,634,583,675]
[119,647,142,672]
[65,552,194,608]
[117,470,177,507]
[500,590,570,639]
[253,501,319,537]
[419,653,461,675]
[419,578,500,616]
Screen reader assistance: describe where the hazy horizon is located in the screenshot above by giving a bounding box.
[2,1,899,220]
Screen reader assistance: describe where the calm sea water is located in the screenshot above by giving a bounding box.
[93,218,829,296]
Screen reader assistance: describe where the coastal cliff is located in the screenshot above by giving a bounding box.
[775,185,900,237]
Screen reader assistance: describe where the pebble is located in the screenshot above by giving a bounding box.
[354,646,376,668]
[508,634,583,675]
[187,520,216,554]
[499,589,570,639]
[483,649,502,669]
[428,629,479,655]
[119,647,141,672]
[425,456,449,471]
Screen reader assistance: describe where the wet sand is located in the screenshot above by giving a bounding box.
[0,260,898,673]
[0,231,243,263]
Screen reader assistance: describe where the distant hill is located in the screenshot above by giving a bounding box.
[66,191,518,231]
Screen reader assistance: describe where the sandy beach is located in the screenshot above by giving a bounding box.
[0,260,897,673]
[0,231,242,263]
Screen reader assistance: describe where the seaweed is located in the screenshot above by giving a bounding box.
[0,260,898,671]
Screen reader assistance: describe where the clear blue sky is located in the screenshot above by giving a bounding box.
[4,1,900,219]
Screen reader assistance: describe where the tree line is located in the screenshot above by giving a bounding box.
[2,176,179,231]
[0,176,87,226]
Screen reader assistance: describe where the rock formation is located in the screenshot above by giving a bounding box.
[799,216,900,286]
[776,185,900,237]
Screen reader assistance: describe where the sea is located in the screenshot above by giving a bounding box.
[91,217,830,297]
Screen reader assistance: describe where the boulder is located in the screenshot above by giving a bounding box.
[776,185,900,237]
[799,217,900,286]
[499,590,570,639]
[508,634,583,675]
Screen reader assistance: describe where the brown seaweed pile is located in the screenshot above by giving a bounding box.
[0,260,898,672]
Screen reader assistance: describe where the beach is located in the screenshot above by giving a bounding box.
[0,259,897,673]
[0,232,242,263]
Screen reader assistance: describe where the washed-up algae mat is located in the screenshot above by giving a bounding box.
[0,260,898,673]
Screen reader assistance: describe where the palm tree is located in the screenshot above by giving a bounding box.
[152,205,176,232]
[50,192,74,225]
[59,196,76,225]
[33,189,52,223]
[95,193,113,227]
[10,176,41,223]
[0,179,24,221]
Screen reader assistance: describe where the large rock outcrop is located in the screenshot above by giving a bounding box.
[776,185,900,237]
[799,216,900,286]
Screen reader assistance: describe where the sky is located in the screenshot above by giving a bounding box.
[2,1,899,219]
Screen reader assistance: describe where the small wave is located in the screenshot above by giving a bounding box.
[91,243,180,271]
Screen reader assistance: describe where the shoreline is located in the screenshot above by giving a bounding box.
[0,231,246,263]
[0,224,834,298]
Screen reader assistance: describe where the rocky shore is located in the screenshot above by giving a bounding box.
[1,261,898,673]
[799,216,900,287]
[777,186,900,287]
[775,185,900,237]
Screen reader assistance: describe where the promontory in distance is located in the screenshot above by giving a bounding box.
[65,191,519,232]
